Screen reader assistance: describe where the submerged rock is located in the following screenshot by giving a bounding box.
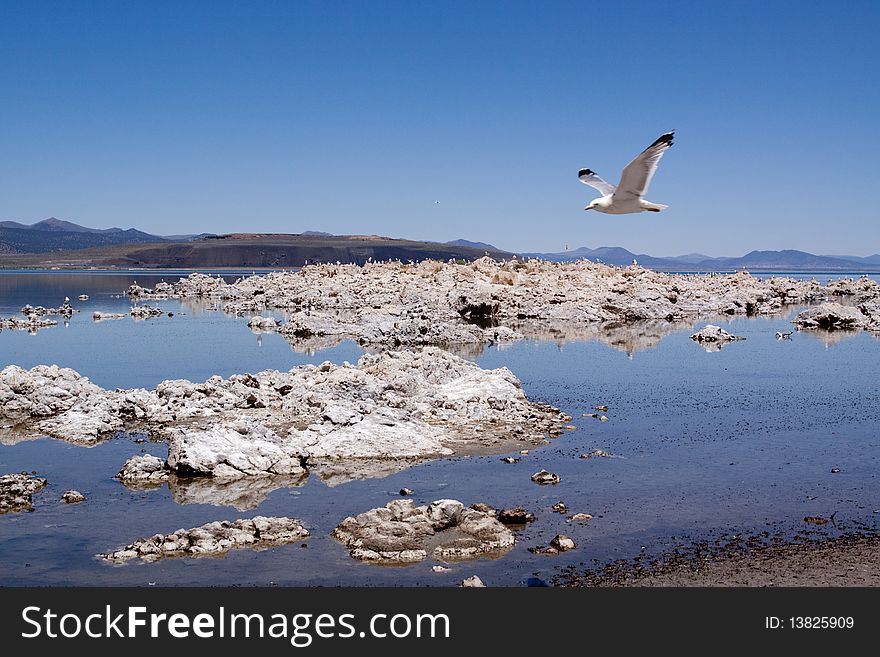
[99,516,310,563]
[331,499,515,563]
[0,473,48,513]
[792,303,870,331]
[690,324,745,351]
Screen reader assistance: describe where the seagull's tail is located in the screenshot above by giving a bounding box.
[642,202,669,212]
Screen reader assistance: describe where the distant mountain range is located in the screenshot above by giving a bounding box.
[520,246,880,272]
[2,219,878,271]
[0,218,212,254]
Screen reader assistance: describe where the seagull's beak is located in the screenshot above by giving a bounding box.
[583,206,593,211]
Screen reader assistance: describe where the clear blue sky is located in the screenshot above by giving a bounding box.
[1,0,878,256]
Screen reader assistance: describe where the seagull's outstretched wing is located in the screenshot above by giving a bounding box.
[578,169,616,196]
[614,132,674,200]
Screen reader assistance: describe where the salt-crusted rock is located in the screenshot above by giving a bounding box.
[3,349,569,486]
[116,454,170,484]
[0,472,48,513]
[93,311,126,321]
[166,419,306,479]
[0,364,123,443]
[689,324,746,351]
[792,303,870,330]
[550,534,576,551]
[331,499,515,563]
[99,516,310,562]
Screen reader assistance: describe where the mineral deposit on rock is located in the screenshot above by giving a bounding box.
[331,499,515,563]
[0,472,48,513]
[792,303,871,331]
[100,516,310,562]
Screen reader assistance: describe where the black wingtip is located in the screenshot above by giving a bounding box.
[648,131,674,149]
[578,168,595,177]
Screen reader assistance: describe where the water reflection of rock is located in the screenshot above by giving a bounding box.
[796,328,862,348]
[511,319,698,356]
[168,473,307,510]
[119,471,307,511]
[309,458,431,488]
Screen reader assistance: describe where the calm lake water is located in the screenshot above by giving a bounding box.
[1,271,879,586]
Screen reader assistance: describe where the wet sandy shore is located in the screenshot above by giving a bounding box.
[558,533,880,587]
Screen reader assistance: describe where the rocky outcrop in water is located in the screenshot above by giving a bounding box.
[0,316,58,332]
[4,349,569,487]
[792,302,873,331]
[116,454,170,484]
[99,516,310,562]
[21,303,74,319]
[62,489,85,504]
[331,499,515,562]
[0,365,124,443]
[130,305,163,319]
[126,259,829,348]
[0,472,47,513]
[690,324,746,351]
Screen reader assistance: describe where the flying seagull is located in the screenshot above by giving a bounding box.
[578,132,674,214]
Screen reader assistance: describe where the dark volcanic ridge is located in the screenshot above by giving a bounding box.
[0,232,513,268]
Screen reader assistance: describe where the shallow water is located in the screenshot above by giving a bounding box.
[1,272,879,586]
